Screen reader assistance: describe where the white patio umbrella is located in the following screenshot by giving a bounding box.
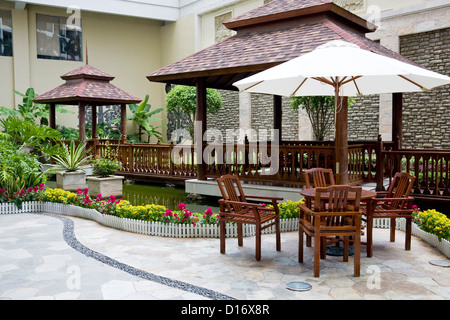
[233,40,450,183]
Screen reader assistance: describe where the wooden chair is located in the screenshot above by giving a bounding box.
[304,168,336,189]
[217,175,283,261]
[363,172,416,255]
[298,185,363,277]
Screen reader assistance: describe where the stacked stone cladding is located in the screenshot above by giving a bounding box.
[400,28,450,149]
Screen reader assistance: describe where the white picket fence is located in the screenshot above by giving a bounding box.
[0,201,297,238]
[1,201,449,257]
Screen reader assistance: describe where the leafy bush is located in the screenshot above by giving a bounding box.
[91,156,121,177]
[51,140,92,172]
[413,207,450,241]
[0,140,47,197]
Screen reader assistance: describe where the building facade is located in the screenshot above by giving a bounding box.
[0,0,449,148]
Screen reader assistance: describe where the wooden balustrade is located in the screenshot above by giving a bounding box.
[381,149,450,200]
[91,140,381,187]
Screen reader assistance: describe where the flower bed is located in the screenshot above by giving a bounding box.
[0,186,449,257]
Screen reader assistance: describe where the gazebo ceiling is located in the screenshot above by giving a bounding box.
[146,0,419,91]
[34,64,141,105]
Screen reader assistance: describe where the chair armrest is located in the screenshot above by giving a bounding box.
[372,196,415,203]
[245,195,284,202]
[219,199,278,213]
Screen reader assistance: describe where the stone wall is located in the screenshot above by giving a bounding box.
[400,28,450,149]
[207,90,299,142]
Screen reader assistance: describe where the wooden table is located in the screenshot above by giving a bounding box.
[300,188,377,257]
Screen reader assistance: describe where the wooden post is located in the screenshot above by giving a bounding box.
[49,103,56,129]
[91,104,97,139]
[375,134,385,191]
[392,93,403,174]
[121,103,127,144]
[335,95,348,185]
[196,78,207,180]
[91,104,98,156]
[79,101,86,143]
[392,93,403,150]
[273,95,282,143]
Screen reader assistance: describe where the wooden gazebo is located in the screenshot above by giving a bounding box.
[34,64,141,144]
[146,0,417,185]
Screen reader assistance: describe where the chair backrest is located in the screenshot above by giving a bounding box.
[304,168,336,189]
[313,185,362,227]
[385,172,416,209]
[314,185,362,212]
[217,175,247,214]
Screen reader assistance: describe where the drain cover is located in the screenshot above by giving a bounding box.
[429,260,450,267]
[286,282,312,292]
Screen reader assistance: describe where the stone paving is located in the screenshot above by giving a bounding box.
[0,212,449,300]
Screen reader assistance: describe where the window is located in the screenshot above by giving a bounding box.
[36,14,82,61]
[0,10,13,57]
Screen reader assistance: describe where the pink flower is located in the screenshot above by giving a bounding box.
[204,208,213,216]
[0,188,5,193]
[83,188,89,195]
[97,194,103,200]
[178,203,186,210]
[164,209,173,217]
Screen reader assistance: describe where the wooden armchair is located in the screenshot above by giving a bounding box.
[298,185,363,277]
[304,168,336,189]
[217,175,283,261]
[363,172,416,255]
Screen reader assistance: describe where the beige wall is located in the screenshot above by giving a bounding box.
[0,1,166,141]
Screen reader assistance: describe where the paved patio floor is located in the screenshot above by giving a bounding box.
[0,212,449,301]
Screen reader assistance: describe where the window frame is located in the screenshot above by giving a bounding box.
[36,13,83,62]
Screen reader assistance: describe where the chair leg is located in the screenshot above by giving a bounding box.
[220,220,226,254]
[276,218,281,252]
[405,218,412,251]
[390,218,396,242]
[343,236,349,262]
[314,234,321,277]
[255,225,261,261]
[238,223,243,247]
[354,232,361,277]
[367,216,373,257]
[298,226,304,263]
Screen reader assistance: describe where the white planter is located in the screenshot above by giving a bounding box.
[86,175,124,197]
[56,170,86,191]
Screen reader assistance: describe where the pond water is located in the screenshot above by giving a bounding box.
[122,183,221,214]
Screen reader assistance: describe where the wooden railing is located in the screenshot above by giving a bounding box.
[381,149,450,200]
[90,140,381,187]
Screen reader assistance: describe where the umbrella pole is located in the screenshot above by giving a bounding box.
[334,85,349,185]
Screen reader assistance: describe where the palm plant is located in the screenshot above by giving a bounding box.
[0,88,73,126]
[113,94,164,143]
[51,140,93,172]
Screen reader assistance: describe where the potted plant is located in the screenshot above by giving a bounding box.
[51,140,92,191]
[86,156,124,197]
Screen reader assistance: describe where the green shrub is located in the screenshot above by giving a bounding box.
[0,140,47,196]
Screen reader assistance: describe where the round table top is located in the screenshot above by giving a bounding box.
[300,188,377,200]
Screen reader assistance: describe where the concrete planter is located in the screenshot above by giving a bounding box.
[86,175,124,198]
[56,170,87,191]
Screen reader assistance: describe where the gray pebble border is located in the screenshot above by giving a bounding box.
[34,212,235,300]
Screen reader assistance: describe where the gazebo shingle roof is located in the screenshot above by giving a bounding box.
[147,0,419,90]
[34,64,141,105]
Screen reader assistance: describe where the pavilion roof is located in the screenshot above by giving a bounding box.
[34,64,141,105]
[146,0,419,90]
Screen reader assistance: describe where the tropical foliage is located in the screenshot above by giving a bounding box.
[0,88,73,126]
[165,85,222,139]
[113,94,164,143]
[51,140,92,172]
[290,96,355,141]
